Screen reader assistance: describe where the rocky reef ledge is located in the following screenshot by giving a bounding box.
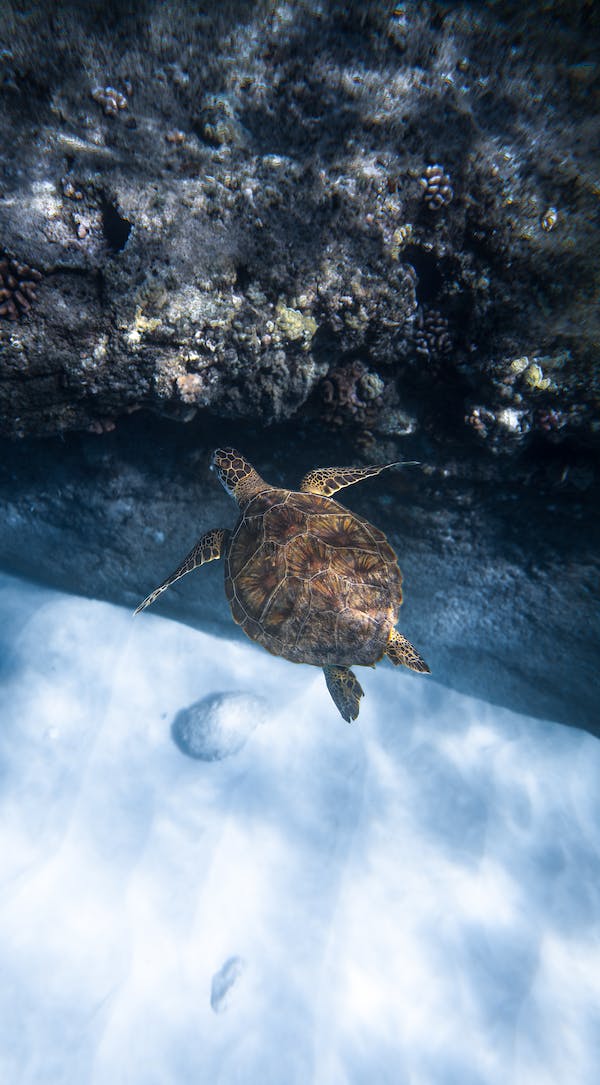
[0,413,598,736]
[0,2,598,733]
[1,1,599,453]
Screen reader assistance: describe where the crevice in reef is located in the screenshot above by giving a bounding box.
[100,197,132,253]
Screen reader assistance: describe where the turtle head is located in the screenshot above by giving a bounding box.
[211,448,269,506]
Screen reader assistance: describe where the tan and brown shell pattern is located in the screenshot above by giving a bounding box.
[224,488,403,667]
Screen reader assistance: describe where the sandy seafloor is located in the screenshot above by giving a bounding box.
[0,571,599,1085]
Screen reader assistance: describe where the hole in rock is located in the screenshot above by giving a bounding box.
[235,264,252,289]
[101,197,132,253]
[403,244,443,304]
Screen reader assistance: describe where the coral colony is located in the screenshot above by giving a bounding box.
[420,164,454,209]
[0,258,42,321]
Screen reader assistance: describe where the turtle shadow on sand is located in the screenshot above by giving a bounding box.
[171,690,268,762]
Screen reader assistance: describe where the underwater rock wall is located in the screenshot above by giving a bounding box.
[0,0,599,460]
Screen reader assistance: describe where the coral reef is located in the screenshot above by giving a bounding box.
[466,403,532,454]
[0,0,597,470]
[0,257,42,320]
[91,84,128,116]
[195,94,245,147]
[541,206,558,232]
[420,165,454,210]
[413,307,453,363]
[320,361,385,431]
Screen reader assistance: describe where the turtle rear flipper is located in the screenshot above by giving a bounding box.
[386,629,430,673]
[134,528,228,615]
[323,665,364,722]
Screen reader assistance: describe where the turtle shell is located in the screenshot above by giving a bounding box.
[223,488,403,666]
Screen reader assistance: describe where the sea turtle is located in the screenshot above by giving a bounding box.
[135,448,430,721]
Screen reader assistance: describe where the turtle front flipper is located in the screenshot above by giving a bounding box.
[323,665,364,722]
[300,461,418,497]
[134,528,228,615]
[385,629,430,673]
